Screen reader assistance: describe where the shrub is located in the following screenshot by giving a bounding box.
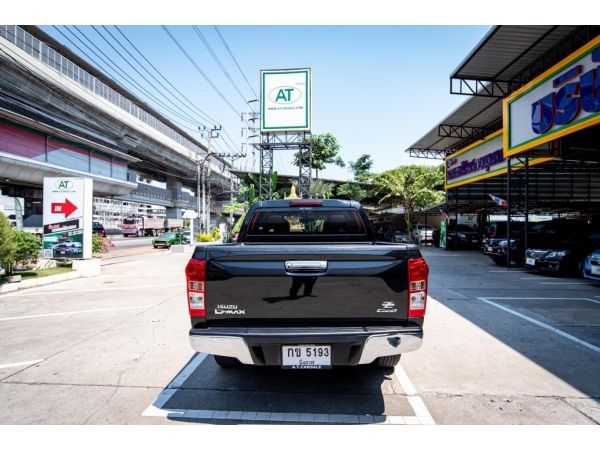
[0,212,17,275]
[211,226,221,241]
[196,233,212,242]
[14,231,41,268]
[92,235,116,254]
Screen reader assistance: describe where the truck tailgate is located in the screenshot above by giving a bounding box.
[199,244,420,325]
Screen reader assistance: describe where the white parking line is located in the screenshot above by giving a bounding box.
[477,297,600,354]
[0,305,155,322]
[394,364,436,424]
[539,282,600,285]
[142,353,434,424]
[0,359,44,370]
[488,269,531,273]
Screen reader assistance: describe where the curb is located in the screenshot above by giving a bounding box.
[0,270,83,294]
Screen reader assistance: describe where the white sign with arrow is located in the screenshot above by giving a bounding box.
[43,177,93,259]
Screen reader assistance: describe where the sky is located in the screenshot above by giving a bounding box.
[40,25,491,181]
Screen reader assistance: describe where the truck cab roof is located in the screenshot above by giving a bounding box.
[251,199,362,209]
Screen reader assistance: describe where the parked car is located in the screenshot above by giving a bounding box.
[413,225,434,244]
[152,232,188,248]
[185,199,429,369]
[182,230,191,242]
[525,232,600,275]
[484,222,525,265]
[392,229,410,243]
[493,219,591,267]
[92,222,106,237]
[582,249,600,281]
[446,224,480,250]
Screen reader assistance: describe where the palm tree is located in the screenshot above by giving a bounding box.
[373,165,445,242]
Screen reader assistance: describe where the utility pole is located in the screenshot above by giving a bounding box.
[198,125,221,235]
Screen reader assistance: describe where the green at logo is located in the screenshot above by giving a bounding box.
[275,88,294,102]
[54,180,73,190]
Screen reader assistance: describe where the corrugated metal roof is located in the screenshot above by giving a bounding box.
[451,26,579,81]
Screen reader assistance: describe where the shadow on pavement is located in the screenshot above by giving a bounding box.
[147,353,411,424]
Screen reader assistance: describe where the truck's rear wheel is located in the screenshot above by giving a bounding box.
[375,355,401,368]
[214,355,241,368]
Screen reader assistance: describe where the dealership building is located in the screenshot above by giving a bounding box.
[407,26,600,249]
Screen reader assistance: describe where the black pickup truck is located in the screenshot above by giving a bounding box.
[185,199,429,370]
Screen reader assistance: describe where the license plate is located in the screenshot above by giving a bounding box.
[486,246,493,252]
[591,265,600,275]
[526,257,535,266]
[281,345,331,369]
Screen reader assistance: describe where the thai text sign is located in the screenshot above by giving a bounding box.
[445,131,555,189]
[503,36,600,157]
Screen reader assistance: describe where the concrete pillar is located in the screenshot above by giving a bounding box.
[166,177,185,219]
[166,207,183,219]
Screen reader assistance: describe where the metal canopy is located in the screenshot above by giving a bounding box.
[450,25,599,97]
[407,94,502,159]
[407,25,600,160]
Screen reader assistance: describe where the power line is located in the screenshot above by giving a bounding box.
[61,26,206,130]
[89,25,213,129]
[52,26,241,159]
[192,26,247,105]
[161,26,240,117]
[112,26,221,127]
[113,26,242,157]
[213,26,258,100]
[101,25,213,129]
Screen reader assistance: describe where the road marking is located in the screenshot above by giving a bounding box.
[446,289,468,299]
[0,305,155,322]
[394,363,436,424]
[539,282,600,285]
[488,269,531,273]
[2,284,182,297]
[0,359,44,370]
[478,297,600,354]
[482,296,600,304]
[142,353,433,424]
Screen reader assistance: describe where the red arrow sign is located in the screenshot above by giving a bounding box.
[51,198,78,218]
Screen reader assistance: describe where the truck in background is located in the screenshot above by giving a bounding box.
[121,217,183,237]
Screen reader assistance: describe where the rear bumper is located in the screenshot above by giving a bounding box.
[189,325,423,365]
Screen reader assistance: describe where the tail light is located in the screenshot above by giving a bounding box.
[185,259,206,317]
[407,257,429,318]
[490,231,496,238]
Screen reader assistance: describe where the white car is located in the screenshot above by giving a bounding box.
[413,225,434,243]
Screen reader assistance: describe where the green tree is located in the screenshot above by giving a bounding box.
[373,165,445,242]
[349,154,373,182]
[335,183,368,202]
[293,133,345,179]
[13,231,41,266]
[0,212,17,275]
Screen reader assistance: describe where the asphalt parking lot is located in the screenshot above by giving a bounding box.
[0,246,598,424]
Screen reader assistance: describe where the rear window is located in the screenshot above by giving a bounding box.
[246,208,366,236]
